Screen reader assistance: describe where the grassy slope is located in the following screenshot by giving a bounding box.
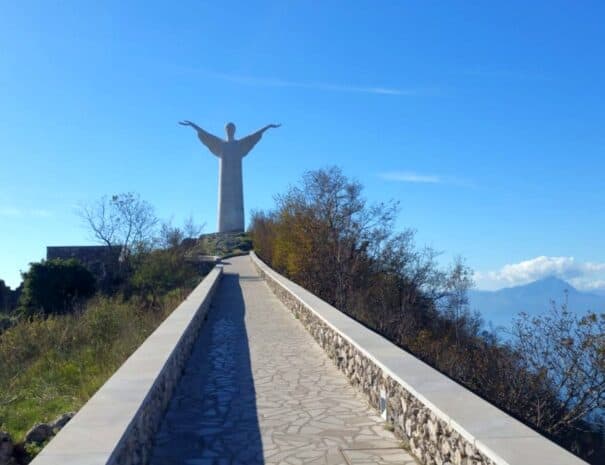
[0,288,190,441]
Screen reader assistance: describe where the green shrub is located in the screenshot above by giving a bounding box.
[18,259,96,317]
[130,249,199,307]
[0,314,15,334]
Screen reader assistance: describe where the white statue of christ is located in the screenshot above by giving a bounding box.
[179,120,280,233]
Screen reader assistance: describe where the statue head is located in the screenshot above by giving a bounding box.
[225,122,236,141]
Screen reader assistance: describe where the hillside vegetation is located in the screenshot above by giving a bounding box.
[0,290,187,441]
[0,195,208,462]
[250,166,605,464]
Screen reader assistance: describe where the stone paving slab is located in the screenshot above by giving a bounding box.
[341,449,417,465]
[149,256,415,465]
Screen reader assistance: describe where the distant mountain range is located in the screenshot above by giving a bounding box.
[469,276,605,331]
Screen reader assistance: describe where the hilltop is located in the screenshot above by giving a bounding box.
[186,232,252,261]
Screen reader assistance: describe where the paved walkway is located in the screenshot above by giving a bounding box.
[149,256,415,465]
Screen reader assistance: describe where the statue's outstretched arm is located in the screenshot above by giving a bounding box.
[179,120,223,157]
[239,123,281,157]
[258,123,281,134]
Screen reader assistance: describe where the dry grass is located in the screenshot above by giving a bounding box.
[0,288,189,441]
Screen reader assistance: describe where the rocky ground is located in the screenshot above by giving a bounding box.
[186,231,252,261]
[0,412,74,465]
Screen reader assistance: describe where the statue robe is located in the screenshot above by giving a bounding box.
[198,130,262,233]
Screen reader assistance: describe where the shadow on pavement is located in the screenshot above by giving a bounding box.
[149,271,264,464]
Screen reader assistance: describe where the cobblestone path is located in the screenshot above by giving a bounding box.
[149,255,415,465]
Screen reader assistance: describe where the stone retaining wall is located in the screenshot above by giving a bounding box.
[250,252,586,465]
[30,266,223,465]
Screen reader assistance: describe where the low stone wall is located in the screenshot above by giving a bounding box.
[250,252,587,465]
[30,266,223,465]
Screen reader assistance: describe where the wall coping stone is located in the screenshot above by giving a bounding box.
[30,266,223,465]
[250,252,587,465]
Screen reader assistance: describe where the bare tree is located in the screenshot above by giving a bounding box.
[512,300,605,436]
[441,256,475,346]
[183,214,205,239]
[158,215,205,249]
[80,193,158,256]
[158,222,185,249]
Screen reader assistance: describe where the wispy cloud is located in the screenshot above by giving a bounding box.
[0,206,53,218]
[378,171,473,187]
[583,280,605,291]
[476,256,605,291]
[380,171,442,183]
[196,70,437,96]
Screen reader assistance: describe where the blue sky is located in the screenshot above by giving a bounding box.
[1,1,604,290]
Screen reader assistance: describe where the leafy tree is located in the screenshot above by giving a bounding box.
[268,166,399,310]
[0,280,10,312]
[18,259,96,317]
